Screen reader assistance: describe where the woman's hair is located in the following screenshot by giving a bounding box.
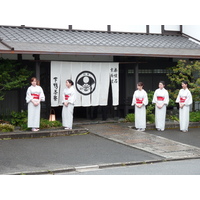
[67,79,74,86]
[137,82,144,87]
[31,77,37,83]
[159,81,165,86]
[182,81,188,85]
[30,77,40,85]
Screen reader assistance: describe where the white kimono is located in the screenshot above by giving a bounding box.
[152,88,169,131]
[26,85,45,128]
[62,86,76,129]
[176,88,193,131]
[131,89,148,129]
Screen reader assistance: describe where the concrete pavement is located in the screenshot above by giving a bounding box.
[81,123,200,159]
[0,133,162,175]
[0,120,200,174]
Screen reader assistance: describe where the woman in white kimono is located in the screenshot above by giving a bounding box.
[131,82,148,132]
[152,81,169,131]
[26,77,45,131]
[62,79,76,130]
[176,81,193,132]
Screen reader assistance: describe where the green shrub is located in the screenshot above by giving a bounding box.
[40,119,62,129]
[10,111,28,127]
[190,111,200,122]
[125,113,135,122]
[147,113,155,124]
[167,115,179,122]
[6,110,63,130]
[0,124,14,132]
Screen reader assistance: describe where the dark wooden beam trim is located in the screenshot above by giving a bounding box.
[0,38,14,50]
[146,25,149,34]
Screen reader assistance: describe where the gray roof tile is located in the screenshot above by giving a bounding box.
[1,25,200,58]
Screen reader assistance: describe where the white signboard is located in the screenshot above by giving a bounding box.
[51,61,119,107]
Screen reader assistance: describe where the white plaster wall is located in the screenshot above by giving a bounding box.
[112,25,146,33]
[164,25,180,31]
[149,25,162,34]
[182,25,200,40]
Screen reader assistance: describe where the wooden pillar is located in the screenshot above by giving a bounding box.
[146,25,149,34]
[134,63,139,89]
[107,25,111,32]
[33,54,40,81]
[180,25,183,34]
[161,25,164,35]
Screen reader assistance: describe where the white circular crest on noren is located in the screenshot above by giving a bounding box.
[75,71,96,95]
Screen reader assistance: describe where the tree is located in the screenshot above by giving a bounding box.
[0,58,32,101]
[166,59,200,111]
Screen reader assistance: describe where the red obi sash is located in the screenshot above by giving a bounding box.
[136,98,144,104]
[180,97,187,103]
[65,95,70,100]
[31,94,39,99]
[157,96,165,101]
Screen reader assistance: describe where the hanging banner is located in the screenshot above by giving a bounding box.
[51,61,119,107]
[50,61,61,107]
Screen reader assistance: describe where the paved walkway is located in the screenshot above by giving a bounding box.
[80,123,200,160]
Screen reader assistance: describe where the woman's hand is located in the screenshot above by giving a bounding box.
[32,100,40,106]
[136,104,143,108]
[157,103,164,109]
[64,102,69,107]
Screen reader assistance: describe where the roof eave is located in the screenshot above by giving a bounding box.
[1,49,200,59]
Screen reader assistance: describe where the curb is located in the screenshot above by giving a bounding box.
[139,122,200,130]
[5,156,200,175]
[0,128,89,140]
[1,121,199,140]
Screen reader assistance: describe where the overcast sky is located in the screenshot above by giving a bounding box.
[1,0,199,30]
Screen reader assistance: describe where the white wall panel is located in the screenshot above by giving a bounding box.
[165,25,180,31]
[112,25,146,33]
[149,25,161,34]
[183,25,200,40]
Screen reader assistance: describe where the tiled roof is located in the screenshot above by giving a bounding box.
[1,25,200,58]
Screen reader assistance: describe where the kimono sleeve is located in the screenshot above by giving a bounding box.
[68,88,76,104]
[184,90,193,106]
[143,91,148,106]
[39,86,45,102]
[26,87,33,103]
[152,90,157,104]
[175,90,181,103]
[131,92,136,106]
[164,90,169,105]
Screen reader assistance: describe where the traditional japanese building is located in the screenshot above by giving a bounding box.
[0,25,200,120]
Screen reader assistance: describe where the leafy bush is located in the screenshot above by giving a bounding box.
[146,91,155,124]
[190,111,200,122]
[40,119,62,129]
[166,60,200,111]
[10,111,28,127]
[166,115,179,122]
[125,113,135,122]
[147,113,155,124]
[10,111,62,130]
[0,58,32,101]
[0,124,14,132]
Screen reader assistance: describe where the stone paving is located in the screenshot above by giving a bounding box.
[81,123,200,160]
